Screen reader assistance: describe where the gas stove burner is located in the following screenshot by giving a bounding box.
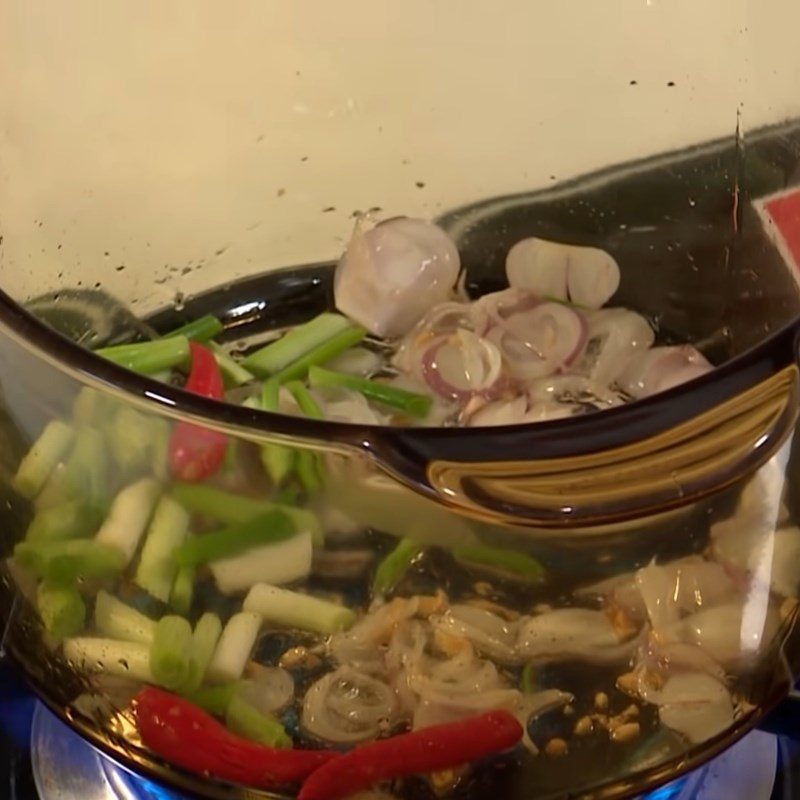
[30,703,778,800]
[642,730,777,800]
[30,704,181,800]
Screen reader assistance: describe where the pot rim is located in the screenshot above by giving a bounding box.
[0,281,796,462]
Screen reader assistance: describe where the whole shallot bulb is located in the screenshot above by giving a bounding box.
[334,217,461,338]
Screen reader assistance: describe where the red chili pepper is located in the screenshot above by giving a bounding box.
[135,687,337,787]
[298,710,523,800]
[168,342,228,482]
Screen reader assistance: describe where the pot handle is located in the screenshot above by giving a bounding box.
[361,322,800,528]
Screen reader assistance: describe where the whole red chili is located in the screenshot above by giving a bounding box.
[135,687,337,787]
[168,342,228,482]
[298,710,523,800]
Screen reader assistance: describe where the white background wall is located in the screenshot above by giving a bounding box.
[0,1,798,311]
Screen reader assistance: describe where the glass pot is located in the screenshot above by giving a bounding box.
[1,3,800,800]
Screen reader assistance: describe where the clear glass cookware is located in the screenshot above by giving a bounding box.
[1,4,800,800]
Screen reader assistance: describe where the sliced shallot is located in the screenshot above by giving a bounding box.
[421,330,503,401]
[517,608,641,664]
[302,666,398,744]
[486,301,588,381]
[618,345,712,399]
[467,396,529,427]
[470,288,541,336]
[328,597,421,670]
[411,683,571,752]
[238,668,295,714]
[652,672,735,744]
[393,301,475,376]
[639,642,728,683]
[677,602,779,668]
[527,375,623,409]
[467,394,579,426]
[434,605,520,665]
[579,308,655,385]
[634,556,738,634]
[313,386,387,425]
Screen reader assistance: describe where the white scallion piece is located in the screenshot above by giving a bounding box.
[185,612,223,692]
[12,421,75,499]
[244,583,355,635]
[63,637,153,682]
[94,590,157,645]
[134,495,190,602]
[209,530,313,595]
[205,612,262,685]
[94,478,161,566]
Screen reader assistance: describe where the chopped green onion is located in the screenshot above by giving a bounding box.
[308,366,432,418]
[26,501,101,543]
[170,564,195,616]
[33,464,71,511]
[94,590,157,645]
[173,509,295,568]
[261,377,280,410]
[274,487,301,506]
[106,407,159,474]
[172,482,310,525]
[271,326,366,383]
[15,539,125,583]
[185,682,240,716]
[163,314,224,343]
[48,540,125,583]
[452,544,545,583]
[221,434,239,474]
[134,496,190,602]
[226,692,292,749]
[150,419,171,481]
[72,388,115,427]
[37,582,86,639]
[5,558,37,605]
[242,313,352,377]
[185,612,223,692]
[372,538,424,596]
[295,450,323,493]
[205,612,261,685]
[96,336,190,375]
[36,428,109,517]
[95,478,161,566]
[257,380,295,486]
[171,483,322,546]
[284,382,326,490]
[12,421,75,499]
[244,583,355,635]
[62,427,108,511]
[63,637,154,682]
[521,663,536,694]
[285,381,324,419]
[150,615,193,691]
[210,342,256,387]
